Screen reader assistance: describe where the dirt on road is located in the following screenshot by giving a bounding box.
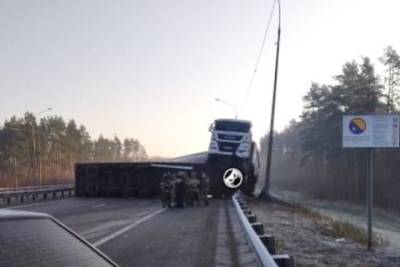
[247,198,400,267]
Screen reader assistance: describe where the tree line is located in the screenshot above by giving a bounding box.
[262,46,400,212]
[0,113,147,187]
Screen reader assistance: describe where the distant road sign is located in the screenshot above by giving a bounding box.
[343,115,400,148]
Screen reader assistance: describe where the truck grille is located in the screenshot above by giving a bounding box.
[218,142,240,152]
[217,134,243,141]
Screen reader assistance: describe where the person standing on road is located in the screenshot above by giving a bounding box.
[171,173,178,207]
[185,177,194,206]
[175,174,186,208]
[189,172,201,206]
[200,172,210,206]
[185,171,197,206]
[160,173,172,208]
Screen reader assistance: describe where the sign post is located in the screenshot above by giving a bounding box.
[342,115,399,250]
[367,148,374,250]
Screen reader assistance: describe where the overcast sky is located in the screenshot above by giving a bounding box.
[1,0,400,157]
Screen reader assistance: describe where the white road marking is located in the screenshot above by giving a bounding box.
[93,208,166,247]
[92,203,106,209]
[136,211,153,217]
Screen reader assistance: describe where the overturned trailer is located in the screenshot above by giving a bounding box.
[75,162,256,198]
[75,150,257,197]
[75,161,205,197]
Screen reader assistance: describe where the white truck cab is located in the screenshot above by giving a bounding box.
[208,119,252,159]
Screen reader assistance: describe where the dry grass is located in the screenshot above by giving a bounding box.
[288,202,384,247]
[330,220,368,243]
[287,202,324,221]
[329,220,385,246]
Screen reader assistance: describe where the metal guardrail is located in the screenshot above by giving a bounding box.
[0,184,73,192]
[0,185,74,206]
[232,194,278,267]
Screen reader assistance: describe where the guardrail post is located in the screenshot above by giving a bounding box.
[32,193,36,201]
[242,208,251,215]
[68,189,72,197]
[259,234,276,254]
[272,255,294,267]
[61,190,64,198]
[251,222,264,235]
[44,192,47,200]
[247,214,257,223]
[20,195,24,203]
[53,191,56,199]
[7,197,10,205]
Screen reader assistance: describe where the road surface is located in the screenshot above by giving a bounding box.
[8,197,259,267]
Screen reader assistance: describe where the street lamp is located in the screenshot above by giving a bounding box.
[263,0,281,198]
[31,107,52,186]
[215,98,238,119]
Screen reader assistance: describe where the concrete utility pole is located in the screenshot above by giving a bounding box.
[215,98,238,119]
[264,0,281,197]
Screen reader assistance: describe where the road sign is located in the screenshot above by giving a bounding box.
[343,114,400,250]
[342,115,400,148]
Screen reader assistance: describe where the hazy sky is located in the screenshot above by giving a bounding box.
[1,0,400,157]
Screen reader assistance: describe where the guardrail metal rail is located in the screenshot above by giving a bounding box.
[0,185,74,206]
[232,193,294,267]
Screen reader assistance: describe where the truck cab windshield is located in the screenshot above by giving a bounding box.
[214,121,251,132]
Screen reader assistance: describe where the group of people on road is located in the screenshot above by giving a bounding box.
[160,171,210,208]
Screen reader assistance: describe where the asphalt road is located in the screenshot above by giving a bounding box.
[9,197,259,267]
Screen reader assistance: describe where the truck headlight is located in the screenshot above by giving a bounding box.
[236,142,250,158]
[242,135,250,142]
[237,142,250,150]
[209,140,219,151]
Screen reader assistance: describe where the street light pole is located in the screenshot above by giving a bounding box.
[31,122,36,185]
[215,98,238,119]
[264,0,281,197]
[31,107,52,186]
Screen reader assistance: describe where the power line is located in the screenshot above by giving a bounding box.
[240,0,277,111]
